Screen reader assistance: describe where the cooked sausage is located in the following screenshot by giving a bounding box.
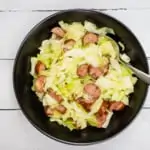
[96,101,109,128]
[96,112,108,128]
[34,75,46,93]
[35,61,45,74]
[76,97,95,111]
[83,32,98,45]
[77,64,89,77]
[88,65,103,79]
[84,83,101,99]
[44,106,54,116]
[56,105,66,114]
[101,64,109,75]
[109,101,125,111]
[48,88,63,103]
[100,101,110,113]
[63,39,76,51]
[51,27,65,38]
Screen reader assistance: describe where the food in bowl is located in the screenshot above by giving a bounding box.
[30,21,137,130]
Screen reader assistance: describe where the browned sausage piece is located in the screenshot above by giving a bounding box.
[44,106,54,116]
[83,32,98,45]
[51,27,65,38]
[109,101,125,111]
[100,101,110,113]
[35,61,46,74]
[96,101,109,128]
[101,64,109,75]
[63,39,76,51]
[84,83,101,99]
[77,64,89,77]
[76,97,95,111]
[34,75,46,93]
[96,112,108,128]
[88,65,103,79]
[48,88,63,103]
[56,105,67,114]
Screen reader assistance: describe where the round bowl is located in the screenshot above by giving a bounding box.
[13,9,149,145]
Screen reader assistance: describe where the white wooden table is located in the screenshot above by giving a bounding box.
[1,0,150,149]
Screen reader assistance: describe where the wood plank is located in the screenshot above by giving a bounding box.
[0,109,149,149]
[0,60,18,109]
[1,0,150,10]
[0,10,150,59]
[1,60,150,109]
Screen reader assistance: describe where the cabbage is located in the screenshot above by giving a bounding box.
[84,44,102,67]
[59,21,85,40]
[61,101,89,129]
[35,92,44,102]
[66,78,84,97]
[89,97,103,115]
[30,57,38,76]
[30,20,138,130]
[64,49,85,58]
[100,41,117,59]
[118,41,125,51]
[87,115,98,127]
[74,39,83,49]
[63,119,76,130]
[39,39,51,52]
[37,39,63,68]
[42,94,58,107]
[98,36,120,59]
[84,21,115,35]
[96,63,137,105]
[120,53,131,63]
[110,58,121,73]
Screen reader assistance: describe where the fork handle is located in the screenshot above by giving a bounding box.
[127,64,150,85]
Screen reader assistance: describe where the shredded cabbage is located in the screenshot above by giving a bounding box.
[84,21,115,35]
[30,20,137,130]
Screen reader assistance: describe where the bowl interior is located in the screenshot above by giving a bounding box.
[13,10,149,145]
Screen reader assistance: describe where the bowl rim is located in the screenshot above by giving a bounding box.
[13,9,149,145]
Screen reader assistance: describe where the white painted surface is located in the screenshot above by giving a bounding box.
[0,109,150,150]
[1,0,150,10]
[1,10,150,59]
[1,0,150,149]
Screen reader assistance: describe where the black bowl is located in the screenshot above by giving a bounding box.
[13,9,149,145]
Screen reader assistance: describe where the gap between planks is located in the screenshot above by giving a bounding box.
[1,7,150,12]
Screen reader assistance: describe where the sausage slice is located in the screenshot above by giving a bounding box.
[96,113,108,128]
[83,32,98,45]
[77,64,89,77]
[35,61,45,74]
[48,88,63,103]
[51,27,65,38]
[88,65,103,79]
[101,63,109,75]
[56,105,67,114]
[76,97,95,111]
[34,75,46,93]
[109,101,125,111]
[63,39,75,51]
[84,83,101,99]
[96,101,109,128]
[44,106,54,116]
